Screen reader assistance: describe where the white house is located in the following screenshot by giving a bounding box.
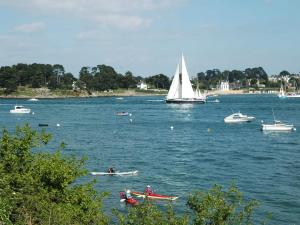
[219,81,229,91]
[137,81,148,90]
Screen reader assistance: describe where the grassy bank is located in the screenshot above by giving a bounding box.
[0,87,168,98]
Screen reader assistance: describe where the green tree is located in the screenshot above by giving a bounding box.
[93,64,119,91]
[114,200,189,225]
[120,71,138,89]
[279,70,290,77]
[187,184,259,225]
[145,74,170,89]
[0,125,109,225]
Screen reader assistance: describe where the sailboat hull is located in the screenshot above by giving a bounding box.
[166,99,205,104]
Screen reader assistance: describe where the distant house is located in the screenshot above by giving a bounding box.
[256,80,265,88]
[72,80,86,91]
[219,81,229,91]
[137,81,148,90]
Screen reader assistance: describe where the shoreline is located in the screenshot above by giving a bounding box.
[0,89,167,99]
[0,89,277,99]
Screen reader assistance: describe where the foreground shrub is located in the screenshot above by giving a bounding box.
[0,125,108,225]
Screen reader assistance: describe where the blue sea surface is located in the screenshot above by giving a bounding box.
[1,94,300,224]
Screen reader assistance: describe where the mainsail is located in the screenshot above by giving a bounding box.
[180,55,195,99]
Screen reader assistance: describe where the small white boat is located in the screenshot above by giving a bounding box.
[28,98,39,101]
[285,93,300,98]
[90,170,138,176]
[116,97,124,100]
[278,81,300,98]
[224,112,255,123]
[207,99,220,103]
[261,120,295,131]
[116,112,129,116]
[261,109,296,131]
[10,105,31,114]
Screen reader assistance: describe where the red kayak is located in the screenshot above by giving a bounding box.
[131,191,178,201]
[119,192,139,206]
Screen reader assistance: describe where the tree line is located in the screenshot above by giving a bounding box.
[196,68,300,89]
[0,63,299,94]
[0,63,171,94]
[0,125,264,224]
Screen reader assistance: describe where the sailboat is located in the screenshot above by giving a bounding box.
[261,109,295,131]
[286,80,300,98]
[166,54,206,104]
[278,82,286,99]
[278,80,300,98]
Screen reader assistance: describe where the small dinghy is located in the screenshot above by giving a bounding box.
[116,112,129,116]
[38,124,49,127]
[28,98,39,101]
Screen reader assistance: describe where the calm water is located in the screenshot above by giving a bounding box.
[1,95,300,224]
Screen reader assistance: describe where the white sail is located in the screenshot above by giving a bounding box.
[167,63,181,99]
[166,54,205,103]
[180,55,195,99]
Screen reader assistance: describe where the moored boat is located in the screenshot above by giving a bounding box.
[10,105,31,114]
[28,98,39,101]
[224,112,255,123]
[261,120,295,131]
[116,112,129,116]
[261,109,296,131]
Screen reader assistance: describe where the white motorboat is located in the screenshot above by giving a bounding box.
[28,98,39,101]
[224,112,255,123]
[10,105,31,114]
[261,120,295,131]
[207,99,220,103]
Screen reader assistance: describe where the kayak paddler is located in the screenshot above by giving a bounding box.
[125,189,133,200]
[107,167,115,174]
[144,185,153,195]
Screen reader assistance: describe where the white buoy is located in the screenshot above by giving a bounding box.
[130,119,133,123]
[170,126,174,130]
[129,113,132,117]
[32,112,35,115]
[56,123,60,127]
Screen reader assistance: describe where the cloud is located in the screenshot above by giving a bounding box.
[3,0,185,13]
[0,0,185,30]
[14,22,45,33]
[94,14,151,30]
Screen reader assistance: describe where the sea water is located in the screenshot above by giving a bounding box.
[1,95,299,224]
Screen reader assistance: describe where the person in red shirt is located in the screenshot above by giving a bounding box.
[144,185,152,195]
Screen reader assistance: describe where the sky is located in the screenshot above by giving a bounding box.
[0,0,300,78]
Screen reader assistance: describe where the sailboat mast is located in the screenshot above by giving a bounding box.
[272,108,276,122]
